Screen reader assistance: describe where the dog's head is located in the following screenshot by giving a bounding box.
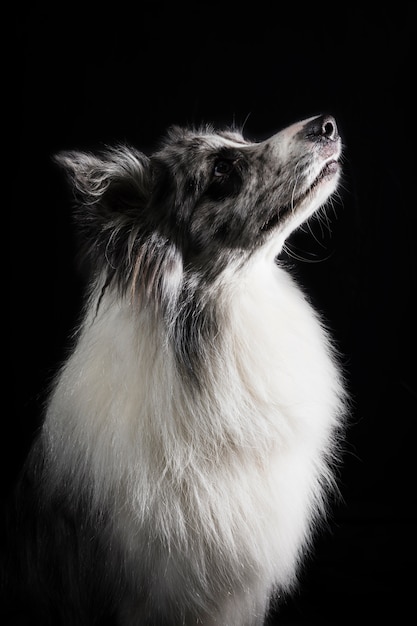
[151,115,341,260]
[56,115,341,288]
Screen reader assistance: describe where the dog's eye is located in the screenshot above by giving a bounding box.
[213,159,234,177]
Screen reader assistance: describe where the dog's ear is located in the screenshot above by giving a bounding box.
[54,146,156,279]
[54,146,152,223]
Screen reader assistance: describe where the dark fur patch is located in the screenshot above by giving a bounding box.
[204,148,246,202]
[3,441,121,625]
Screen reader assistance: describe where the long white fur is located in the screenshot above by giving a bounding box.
[43,261,344,623]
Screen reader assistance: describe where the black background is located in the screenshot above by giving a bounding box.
[9,3,415,623]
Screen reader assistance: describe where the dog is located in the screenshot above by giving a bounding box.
[5,115,346,625]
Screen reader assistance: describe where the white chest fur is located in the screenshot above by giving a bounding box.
[43,254,345,599]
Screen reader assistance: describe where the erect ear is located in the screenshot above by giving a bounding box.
[54,145,152,221]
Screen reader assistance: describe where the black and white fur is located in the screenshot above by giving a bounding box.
[6,115,346,625]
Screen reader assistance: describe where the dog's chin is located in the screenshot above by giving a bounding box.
[261,160,340,235]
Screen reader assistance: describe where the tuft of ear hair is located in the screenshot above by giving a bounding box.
[53,146,155,280]
[54,145,152,216]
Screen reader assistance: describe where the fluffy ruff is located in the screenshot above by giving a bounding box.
[7,115,347,625]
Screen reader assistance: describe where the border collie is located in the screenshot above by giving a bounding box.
[6,115,346,625]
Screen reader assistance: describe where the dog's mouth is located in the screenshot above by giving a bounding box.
[261,159,340,232]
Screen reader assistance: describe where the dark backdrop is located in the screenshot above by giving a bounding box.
[9,4,415,623]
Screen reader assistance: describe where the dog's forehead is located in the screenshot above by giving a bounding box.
[212,129,249,147]
[164,126,249,152]
[195,130,249,152]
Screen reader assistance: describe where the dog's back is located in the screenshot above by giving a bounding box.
[4,116,346,625]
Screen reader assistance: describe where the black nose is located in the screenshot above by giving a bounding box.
[304,114,339,142]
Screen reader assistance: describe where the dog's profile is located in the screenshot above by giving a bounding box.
[5,115,346,625]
